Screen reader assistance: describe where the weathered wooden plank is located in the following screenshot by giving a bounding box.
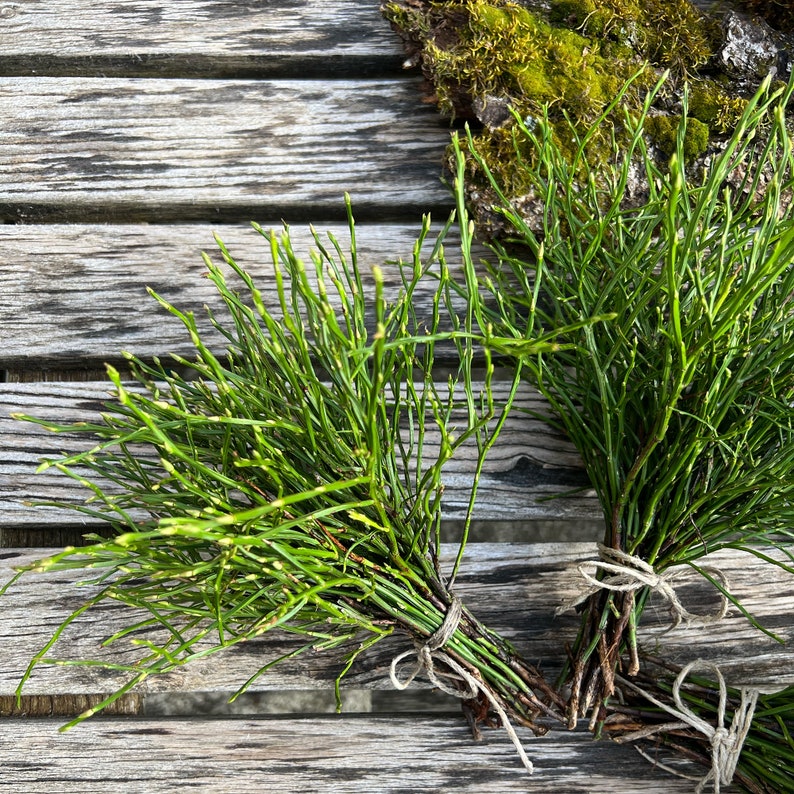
[0,380,599,527]
[1,544,791,698]
[0,0,404,77]
[0,223,478,369]
[0,77,451,223]
[0,715,698,793]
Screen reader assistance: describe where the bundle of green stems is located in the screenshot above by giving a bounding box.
[465,73,794,726]
[4,197,567,743]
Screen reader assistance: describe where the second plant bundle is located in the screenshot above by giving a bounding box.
[471,73,794,737]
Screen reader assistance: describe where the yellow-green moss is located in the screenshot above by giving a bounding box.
[688,81,749,134]
[549,0,718,73]
[645,115,710,162]
[385,5,432,37]
[433,3,651,192]
[390,0,653,192]
[382,0,771,213]
[423,2,639,124]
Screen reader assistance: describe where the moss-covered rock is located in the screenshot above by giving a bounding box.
[397,1,640,123]
[382,0,792,233]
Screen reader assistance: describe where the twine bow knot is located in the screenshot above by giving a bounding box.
[557,544,730,629]
[389,595,535,774]
[711,726,734,765]
[618,660,760,794]
[671,662,758,794]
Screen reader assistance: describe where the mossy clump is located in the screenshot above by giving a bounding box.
[645,114,710,162]
[549,0,719,73]
[383,0,786,232]
[384,0,652,196]
[420,2,638,125]
[687,79,750,134]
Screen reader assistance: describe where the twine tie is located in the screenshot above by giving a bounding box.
[389,595,535,774]
[618,660,759,794]
[557,544,730,628]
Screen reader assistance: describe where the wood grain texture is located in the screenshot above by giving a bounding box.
[0,77,451,222]
[0,223,480,369]
[1,544,791,698]
[0,6,788,791]
[0,380,600,527]
[0,0,405,76]
[0,715,701,793]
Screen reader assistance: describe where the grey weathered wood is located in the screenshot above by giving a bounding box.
[0,715,700,793]
[1,544,791,698]
[0,380,599,527]
[0,4,788,791]
[0,0,404,77]
[0,223,480,370]
[0,77,451,223]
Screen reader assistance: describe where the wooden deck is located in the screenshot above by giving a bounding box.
[1,3,792,791]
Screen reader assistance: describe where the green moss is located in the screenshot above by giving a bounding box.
[421,1,640,125]
[646,115,710,162]
[688,81,748,134]
[384,5,431,36]
[549,0,596,26]
[549,0,718,72]
[408,0,646,191]
[382,0,776,213]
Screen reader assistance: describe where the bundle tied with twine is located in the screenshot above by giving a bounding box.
[557,545,731,627]
[609,658,793,794]
[557,544,731,696]
[466,69,794,727]
[618,661,760,794]
[390,595,535,772]
[3,190,579,765]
